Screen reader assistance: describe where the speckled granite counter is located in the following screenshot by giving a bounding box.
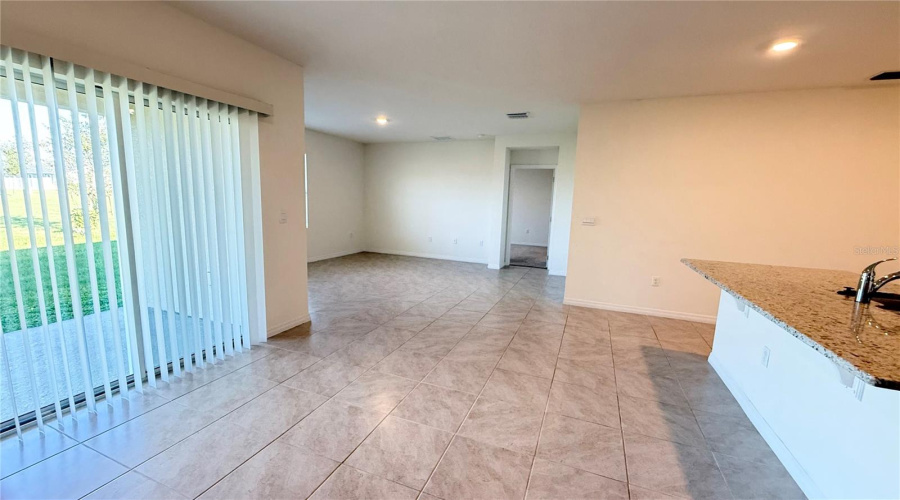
[683,259,900,390]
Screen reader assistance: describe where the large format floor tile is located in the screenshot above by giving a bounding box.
[619,395,706,448]
[278,399,386,462]
[174,371,277,418]
[199,442,339,500]
[623,432,731,499]
[0,445,127,500]
[0,426,77,480]
[2,253,800,500]
[85,471,187,500]
[84,402,218,468]
[526,459,629,500]
[281,359,368,397]
[537,413,627,481]
[345,416,452,489]
[220,385,327,440]
[310,464,418,500]
[333,371,417,413]
[50,388,171,443]
[424,436,532,500]
[373,349,442,380]
[547,379,620,428]
[390,383,477,432]
[480,368,551,411]
[135,422,272,498]
[457,397,544,454]
[236,349,321,383]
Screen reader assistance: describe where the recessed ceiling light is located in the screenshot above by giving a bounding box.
[375,116,389,126]
[770,38,801,53]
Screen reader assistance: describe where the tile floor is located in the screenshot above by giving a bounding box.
[0,252,805,499]
[509,244,548,269]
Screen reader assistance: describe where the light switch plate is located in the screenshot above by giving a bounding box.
[581,217,596,226]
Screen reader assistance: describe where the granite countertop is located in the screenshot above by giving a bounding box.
[682,259,900,390]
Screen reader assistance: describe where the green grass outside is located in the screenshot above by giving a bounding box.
[0,242,123,332]
[2,187,122,332]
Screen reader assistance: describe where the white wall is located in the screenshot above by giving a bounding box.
[305,129,366,262]
[489,133,578,275]
[509,169,554,246]
[2,1,310,336]
[510,148,559,166]
[565,87,900,321]
[364,140,495,263]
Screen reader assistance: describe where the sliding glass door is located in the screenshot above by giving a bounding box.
[0,46,266,435]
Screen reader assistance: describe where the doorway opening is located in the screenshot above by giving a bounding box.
[503,147,559,269]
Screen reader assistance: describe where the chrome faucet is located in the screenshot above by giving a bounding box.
[855,258,900,303]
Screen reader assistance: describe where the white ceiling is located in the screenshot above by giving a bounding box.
[175,1,899,144]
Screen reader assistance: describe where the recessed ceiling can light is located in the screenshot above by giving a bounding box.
[770,38,801,53]
[375,116,389,126]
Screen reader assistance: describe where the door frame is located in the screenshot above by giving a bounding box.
[503,164,557,268]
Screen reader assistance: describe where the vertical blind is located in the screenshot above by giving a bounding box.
[0,46,266,437]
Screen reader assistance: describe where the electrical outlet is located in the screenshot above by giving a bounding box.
[279,210,287,224]
[428,236,433,242]
[651,276,661,287]
[761,346,771,367]
[453,238,458,244]
[479,240,484,247]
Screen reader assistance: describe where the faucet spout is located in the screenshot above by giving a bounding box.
[872,271,900,293]
[856,258,899,303]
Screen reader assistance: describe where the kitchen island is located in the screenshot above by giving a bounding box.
[683,259,899,500]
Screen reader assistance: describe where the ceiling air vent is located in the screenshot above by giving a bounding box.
[870,71,900,81]
[506,112,530,120]
[431,136,453,141]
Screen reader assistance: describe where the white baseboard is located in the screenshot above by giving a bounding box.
[510,241,549,247]
[308,249,363,263]
[562,297,716,323]
[266,314,310,338]
[708,353,823,499]
[366,249,488,265]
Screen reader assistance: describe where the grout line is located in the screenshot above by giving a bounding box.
[302,284,467,499]
[42,264,549,500]
[523,297,566,500]
[414,271,537,499]
[610,314,633,499]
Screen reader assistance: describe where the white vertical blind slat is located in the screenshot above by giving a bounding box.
[0,325,23,438]
[219,104,241,353]
[187,97,215,364]
[148,85,183,378]
[210,102,234,356]
[1,47,265,432]
[160,90,192,373]
[1,47,47,428]
[173,93,203,367]
[83,69,128,395]
[120,80,159,388]
[239,111,267,343]
[230,106,251,350]
[62,62,114,403]
[102,72,142,394]
[199,99,225,360]
[41,55,98,412]
[135,83,171,383]
[12,51,67,422]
